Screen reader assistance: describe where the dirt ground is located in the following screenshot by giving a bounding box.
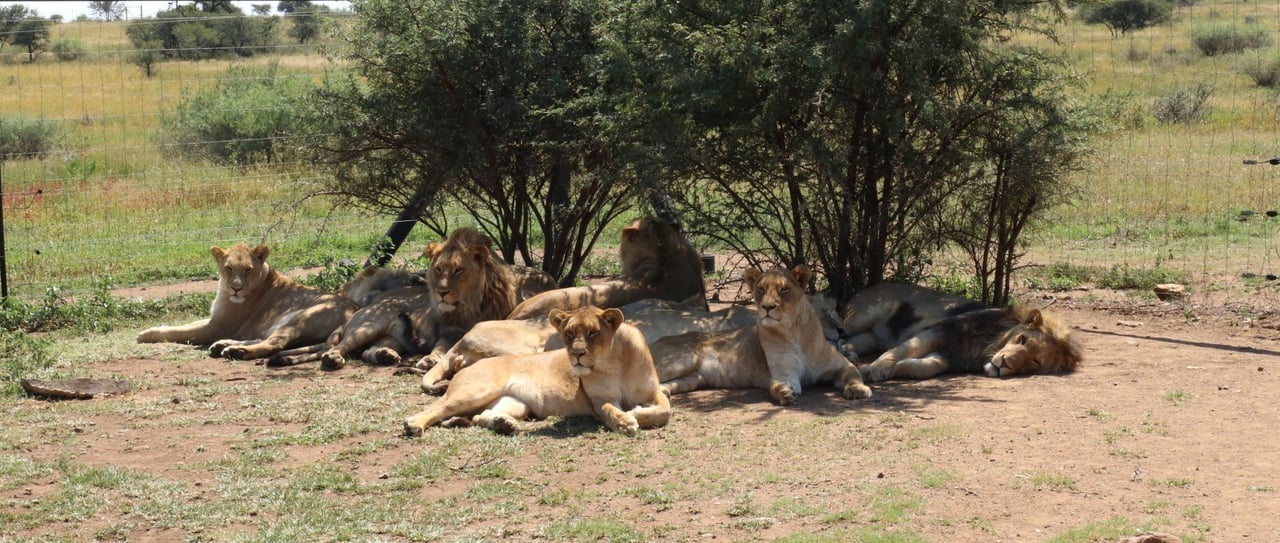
[6,274,1280,541]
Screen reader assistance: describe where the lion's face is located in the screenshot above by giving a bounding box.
[986,309,1082,377]
[743,265,812,328]
[425,232,492,312]
[213,243,271,304]
[549,307,624,376]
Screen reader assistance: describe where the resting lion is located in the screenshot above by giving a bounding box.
[337,265,427,306]
[651,265,872,405]
[418,299,755,394]
[136,243,357,360]
[837,282,987,360]
[506,216,709,320]
[861,306,1082,381]
[403,306,671,437]
[269,227,523,369]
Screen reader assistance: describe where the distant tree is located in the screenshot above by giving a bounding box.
[11,16,52,62]
[50,14,62,23]
[126,2,277,59]
[88,1,127,21]
[0,5,34,47]
[277,0,313,13]
[251,4,273,16]
[130,39,162,76]
[286,4,328,44]
[1081,0,1173,37]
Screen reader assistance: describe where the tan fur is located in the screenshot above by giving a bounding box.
[651,265,872,405]
[862,305,1083,381]
[418,299,755,394]
[337,265,427,306]
[838,282,979,360]
[506,217,708,320]
[414,227,519,358]
[268,285,434,369]
[403,306,671,437]
[136,243,357,360]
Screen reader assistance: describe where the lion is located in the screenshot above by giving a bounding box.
[337,264,428,306]
[267,285,433,369]
[136,243,358,360]
[651,265,872,405]
[860,305,1083,381]
[837,282,987,361]
[268,227,522,369]
[505,216,709,320]
[417,299,756,394]
[403,306,671,437]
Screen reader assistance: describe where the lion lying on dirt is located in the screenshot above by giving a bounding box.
[861,306,1082,381]
[417,299,756,394]
[651,265,872,404]
[506,217,709,319]
[836,282,987,361]
[403,306,671,437]
[337,265,427,306]
[268,227,527,369]
[136,243,357,360]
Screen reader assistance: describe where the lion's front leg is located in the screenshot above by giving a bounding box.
[137,318,218,345]
[628,392,672,430]
[597,402,640,437]
[864,328,947,382]
[834,363,872,399]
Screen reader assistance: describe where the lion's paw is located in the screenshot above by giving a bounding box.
[604,404,639,436]
[219,345,249,360]
[422,379,450,396]
[842,381,873,400]
[415,353,444,371]
[863,361,893,383]
[769,382,796,406]
[320,351,347,371]
[403,418,426,437]
[365,347,402,367]
[208,341,230,358]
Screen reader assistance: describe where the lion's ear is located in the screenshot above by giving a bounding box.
[548,309,570,331]
[468,244,489,263]
[790,265,812,290]
[743,268,761,287]
[424,242,443,259]
[210,246,226,261]
[253,244,271,262]
[621,223,642,243]
[1024,308,1043,327]
[601,308,624,331]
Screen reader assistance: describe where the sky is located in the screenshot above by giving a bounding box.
[3,1,351,20]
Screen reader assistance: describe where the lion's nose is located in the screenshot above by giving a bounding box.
[761,302,777,311]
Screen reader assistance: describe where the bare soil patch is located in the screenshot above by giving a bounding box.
[7,275,1280,541]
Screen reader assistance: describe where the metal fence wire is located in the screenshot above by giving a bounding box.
[1,5,1278,302]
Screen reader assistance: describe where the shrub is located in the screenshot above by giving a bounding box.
[50,37,87,61]
[1081,0,1173,37]
[162,63,316,165]
[0,330,54,398]
[0,116,60,159]
[1191,24,1271,57]
[1096,264,1187,290]
[1239,49,1280,88]
[1151,82,1214,124]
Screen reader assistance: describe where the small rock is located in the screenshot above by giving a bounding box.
[1117,320,1143,327]
[1119,532,1181,543]
[1153,283,1186,301]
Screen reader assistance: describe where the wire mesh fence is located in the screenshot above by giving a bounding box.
[1,4,1279,302]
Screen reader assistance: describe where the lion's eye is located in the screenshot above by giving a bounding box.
[453,269,463,277]
[780,287,790,294]
[1015,334,1027,345]
[564,332,575,339]
[588,331,598,339]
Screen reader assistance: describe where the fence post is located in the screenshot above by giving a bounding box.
[0,160,8,299]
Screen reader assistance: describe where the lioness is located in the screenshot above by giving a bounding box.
[862,306,1082,381]
[403,306,671,436]
[651,265,872,404]
[337,264,427,306]
[268,285,433,369]
[506,216,708,320]
[137,243,357,360]
[417,299,756,394]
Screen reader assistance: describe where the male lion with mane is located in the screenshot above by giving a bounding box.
[403,306,671,437]
[651,265,872,405]
[136,243,357,360]
[269,227,524,369]
[861,306,1082,381]
[506,216,708,320]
